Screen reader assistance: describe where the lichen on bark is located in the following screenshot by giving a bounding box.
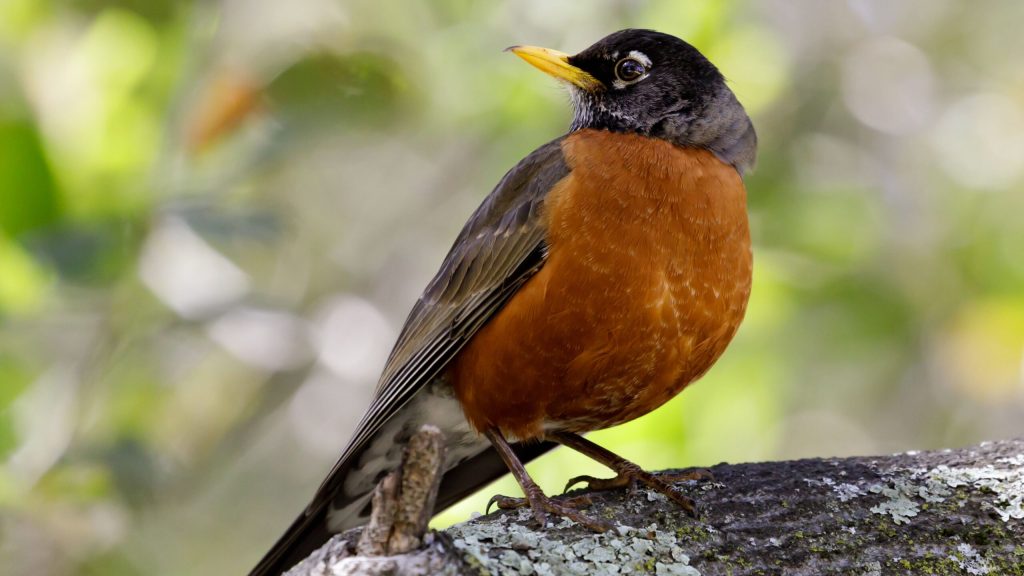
[285,438,1024,576]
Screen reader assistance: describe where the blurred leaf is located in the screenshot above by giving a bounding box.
[0,235,51,313]
[943,297,1024,402]
[36,459,115,500]
[0,119,60,238]
[0,356,31,408]
[105,367,169,443]
[79,550,141,576]
[0,414,16,461]
[81,8,159,95]
[706,25,790,115]
[790,190,884,264]
[23,219,140,284]
[0,357,28,458]
[643,0,731,49]
[267,51,411,130]
[35,463,115,503]
[170,200,283,244]
[0,0,50,40]
[0,467,16,506]
[66,0,178,25]
[95,438,159,507]
[186,70,265,151]
[811,276,917,351]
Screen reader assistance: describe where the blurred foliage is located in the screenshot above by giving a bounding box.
[1,0,1023,575]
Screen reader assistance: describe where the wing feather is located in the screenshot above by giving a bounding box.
[310,136,570,506]
[250,137,571,576]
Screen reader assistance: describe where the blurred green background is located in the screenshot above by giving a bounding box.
[2,0,1023,574]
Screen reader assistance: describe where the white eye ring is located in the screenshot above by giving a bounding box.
[612,50,652,89]
[615,58,647,82]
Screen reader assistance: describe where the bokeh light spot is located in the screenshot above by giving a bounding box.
[314,295,394,382]
[841,36,934,134]
[931,93,1024,190]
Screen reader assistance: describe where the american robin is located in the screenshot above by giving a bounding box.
[250,28,755,575]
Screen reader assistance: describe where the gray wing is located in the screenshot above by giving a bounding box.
[246,136,571,576]
[323,134,569,491]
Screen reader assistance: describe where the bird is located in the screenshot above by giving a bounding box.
[249,28,756,576]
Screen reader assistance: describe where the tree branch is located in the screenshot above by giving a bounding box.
[285,438,1024,575]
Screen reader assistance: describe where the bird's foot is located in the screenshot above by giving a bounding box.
[563,473,634,492]
[482,428,613,532]
[485,492,610,532]
[486,493,593,513]
[662,467,715,484]
[563,466,713,517]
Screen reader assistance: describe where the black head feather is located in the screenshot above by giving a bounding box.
[567,29,757,174]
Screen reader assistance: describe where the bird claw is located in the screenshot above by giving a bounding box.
[541,497,609,532]
[486,494,526,515]
[564,473,632,494]
[561,468,711,518]
[565,468,714,494]
[484,492,606,531]
[663,467,715,484]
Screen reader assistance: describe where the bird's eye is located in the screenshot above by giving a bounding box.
[614,58,647,82]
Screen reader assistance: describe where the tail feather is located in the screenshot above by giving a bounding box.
[247,441,557,576]
[248,500,333,576]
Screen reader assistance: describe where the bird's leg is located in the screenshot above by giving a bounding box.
[551,431,711,517]
[483,428,611,531]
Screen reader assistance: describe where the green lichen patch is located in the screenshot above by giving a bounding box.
[950,542,993,575]
[433,441,1024,575]
[868,479,922,524]
[867,454,1024,525]
[448,510,701,576]
[803,475,867,503]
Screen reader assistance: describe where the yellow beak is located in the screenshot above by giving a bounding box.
[507,45,603,92]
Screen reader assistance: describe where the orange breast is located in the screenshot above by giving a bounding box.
[448,129,752,441]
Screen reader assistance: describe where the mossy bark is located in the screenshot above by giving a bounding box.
[285,438,1024,576]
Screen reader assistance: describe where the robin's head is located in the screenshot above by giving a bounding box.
[509,29,756,174]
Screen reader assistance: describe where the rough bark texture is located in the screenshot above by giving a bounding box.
[285,439,1024,576]
[389,425,446,554]
[352,425,446,559]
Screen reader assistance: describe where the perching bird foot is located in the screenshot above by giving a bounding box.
[565,467,714,493]
[550,432,714,518]
[486,492,610,532]
[564,473,634,493]
[486,493,594,513]
[565,467,700,516]
[664,467,716,484]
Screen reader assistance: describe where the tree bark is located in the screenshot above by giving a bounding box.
[285,438,1024,575]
